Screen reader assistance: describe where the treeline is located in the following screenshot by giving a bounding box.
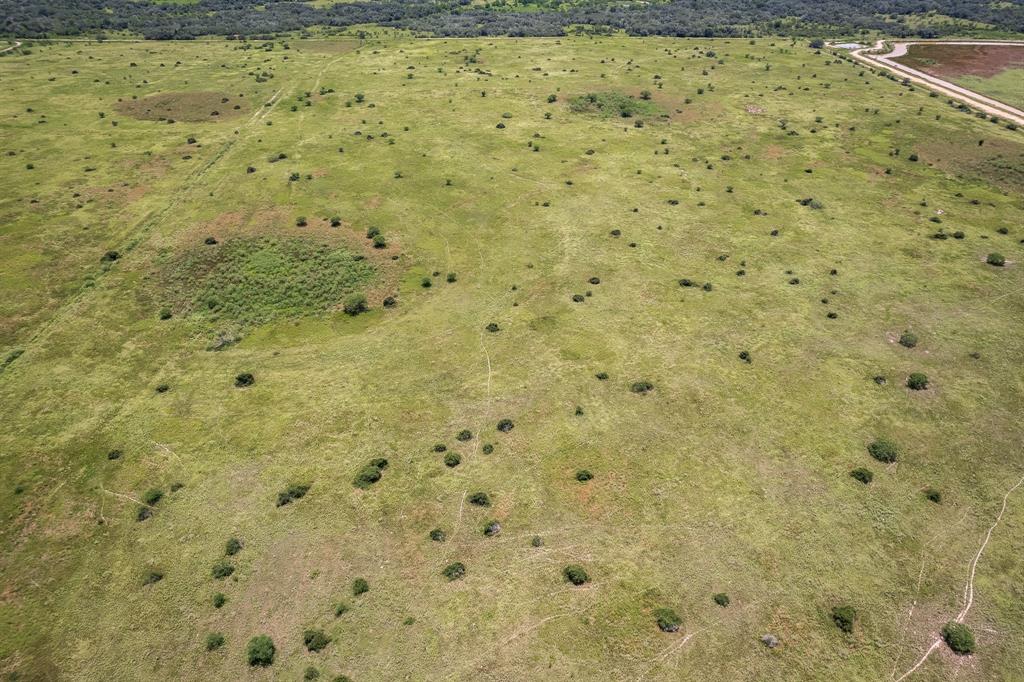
[2,0,1022,40]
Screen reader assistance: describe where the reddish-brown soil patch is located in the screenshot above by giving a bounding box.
[114,91,246,122]
[896,44,1024,78]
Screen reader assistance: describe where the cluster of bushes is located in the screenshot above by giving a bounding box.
[276,483,310,507]
[353,458,388,488]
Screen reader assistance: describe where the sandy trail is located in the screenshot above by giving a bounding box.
[833,40,1024,126]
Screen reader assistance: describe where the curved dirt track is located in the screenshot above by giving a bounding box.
[837,40,1024,126]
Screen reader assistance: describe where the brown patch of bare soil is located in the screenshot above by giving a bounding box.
[896,44,1024,78]
[114,91,246,122]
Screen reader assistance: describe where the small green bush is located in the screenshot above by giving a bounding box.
[446,272,457,283]
[213,592,226,608]
[595,371,609,380]
[485,322,500,332]
[924,487,942,503]
[986,252,1005,266]
[482,443,494,455]
[246,635,275,667]
[343,293,367,315]
[531,535,544,547]
[575,469,593,482]
[631,380,653,394]
[211,561,234,579]
[941,622,976,655]
[832,605,855,633]
[205,632,225,651]
[304,667,320,680]
[303,629,331,652]
[235,372,255,387]
[443,452,461,467]
[468,491,491,506]
[898,332,918,348]
[456,429,472,441]
[429,528,446,542]
[225,538,243,556]
[907,372,929,390]
[713,593,730,607]
[867,439,898,463]
[497,418,514,432]
[352,578,369,596]
[142,570,164,585]
[850,468,873,484]
[483,519,502,536]
[563,564,590,585]
[372,234,387,249]
[442,561,466,581]
[142,488,163,506]
[334,602,349,617]
[354,459,388,488]
[136,506,153,522]
[276,483,310,506]
[654,607,682,632]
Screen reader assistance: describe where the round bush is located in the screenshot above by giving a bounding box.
[443,452,461,467]
[898,331,918,348]
[343,293,367,316]
[924,487,942,503]
[575,469,593,482]
[334,602,349,617]
[205,632,225,651]
[563,564,589,585]
[142,488,163,506]
[442,561,466,581]
[483,520,502,536]
[213,592,226,608]
[225,538,243,556]
[941,622,976,655]
[159,307,172,320]
[235,372,255,388]
[595,372,609,380]
[986,253,1005,266]
[429,528,446,542]
[352,578,369,596]
[211,560,234,579]
[246,635,275,667]
[497,418,514,433]
[485,322,500,332]
[738,351,751,363]
[482,443,494,455]
[107,449,123,460]
[456,429,472,441]
[142,570,163,585]
[713,593,730,607]
[906,372,929,390]
[433,443,447,453]
[631,380,653,394]
[831,605,855,633]
[446,272,457,283]
[303,629,331,652]
[850,468,873,484]
[867,439,898,463]
[372,235,387,249]
[531,535,544,547]
[468,491,491,506]
[654,607,682,632]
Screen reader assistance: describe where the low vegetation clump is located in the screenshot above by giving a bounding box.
[575,469,593,482]
[654,607,682,632]
[247,635,276,667]
[142,570,164,586]
[906,372,929,390]
[429,528,446,542]
[563,564,589,585]
[831,605,856,633]
[850,468,873,484]
[163,237,375,326]
[343,293,368,316]
[225,538,242,556]
[352,578,369,596]
[213,593,226,609]
[205,632,225,651]
[276,483,311,506]
[303,629,331,652]
[898,332,918,348]
[468,491,491,507]
[234,372,255,388]
[211,560,235,579]
[354,458,388,488]
[443,452,460,467]
[924,487,942,503]
[456,429,472,441]
[986,253,1005,266]
[497,418,514,432]
[941,622,976,655]
[483,520,502,536]
[713,593,730,607]
[442,561,466,581]
[867,439,898,463]
[630,380,654,394]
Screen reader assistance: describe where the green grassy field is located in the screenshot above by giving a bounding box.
[954,69,1024,110]
[1,35,1022,681]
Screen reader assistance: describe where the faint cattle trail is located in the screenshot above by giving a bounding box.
[893,472,1024,681]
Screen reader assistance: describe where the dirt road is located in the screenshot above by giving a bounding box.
[835,40,1024,126]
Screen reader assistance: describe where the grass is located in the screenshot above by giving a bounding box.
[0,34,1022,681]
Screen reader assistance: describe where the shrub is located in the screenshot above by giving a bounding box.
[212,560,234,579]
[369,457,388,470]
[907,372,929,390]
[303,629,331,652]
[429,528,446,542]
[136,506,153,522]
[101,250,120,263]
[142,488,163,506]
[867,439,898,463]
[898,332,918,348]
[433,443,447,453]
[482,443,494,455]
[276,483,310,506]
[225,538,243,556]
[446,272,457,283]
[456,429,472,441]
[159,307,172,320]
[421,277,432,288]
[444,453,461,467]
[575,469,593,482]
[142,570,164,585]
[353,464,383,488]
[235,372,255,387]
[372,235,387,249]
[468,491,491,507]
[531,535,544,547]
[442,561,466,581]
[107,449,123,460]
[986,252,1005,266]
[485,322,500,332]
[832,605,855,633]
[304,667,320,680]
[631,380,653,394]
[246,635,275,666]
[154,383,170,393]
[563,564,589,585]
[343,293,367,315]
[924,487,942,503]
[213,592,226,608]
[595,372,609,380]
[850,468,873,484]
[296,216,308,227]
[497,418,514,432]
[654,607,682,632]
[483,520,502,536]
[330,216,342,227]
[941,622,976,655]
[334,602,349,617]
[352,578,369,596]
[205,632,225,651]
[572,294,585,303]
[713,593,730,607]
[738,351,751,363]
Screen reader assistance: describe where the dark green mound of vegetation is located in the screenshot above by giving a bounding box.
[569,93,662,119]
[164,237,375,325]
